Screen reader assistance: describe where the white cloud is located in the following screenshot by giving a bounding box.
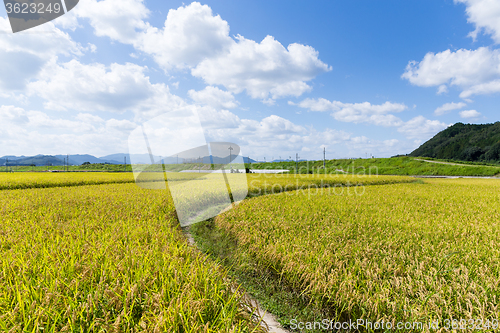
[295,98,407,126]
[28,60,184,117]
[188,86,238,109]
[0,17,82,91]
[58,0,150,43]
[295,98,448,140]
[459,109,481,118]
[26,110,96,132]
[437,84,448,95]
[52,1,330,103]
[0,18,82,58]
[402,47,500,87]
[0,102,424,159]
[105,118,138,130]
[75,113,105,123]
[397,116,450,140]
[459,79,500,98]
[131,2,328,101]
[402,47,500,98]
[191,35,330,100]
[434,102,467,116]
[455,0,500,43]
[138,2,232,70]
[0,105,140,156]
[196,106,427,159]
[0,105,29,124]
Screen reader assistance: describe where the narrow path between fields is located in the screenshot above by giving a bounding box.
[183,201,290,332]
[183,228,290,333]
[414,158,486,167]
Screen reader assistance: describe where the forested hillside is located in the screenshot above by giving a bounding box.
[410,122,500,162]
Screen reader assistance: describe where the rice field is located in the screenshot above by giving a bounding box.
[0,172,136,190]
[0,183,267,332]
[0,172,423,331]
[196,178,500,332]
[245,173,415,197]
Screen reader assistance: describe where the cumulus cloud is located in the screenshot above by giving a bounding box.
[397,116,450,140]
[190,35,330,100]
[459,109,481,118]
[0,101,427,159]
[455,0,500,43]
[28,59,184,117]
[402,47,500,87]
[138,2,232,70]
[459,79,500,98]
[434,102,467,116]
[200,111,353,159]
[437,84,448,95]
[0,17,82,91]
[140,2,331,100]
[0,105,29,124]
[56,0,150,43]
[188,86,238,109]
[402,47,500,98]
[0,105,141,156]
[71,1,329,102]
[294,97,448,140]
[294,98,407,126]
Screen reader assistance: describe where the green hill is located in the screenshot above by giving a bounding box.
[409,122,500,162]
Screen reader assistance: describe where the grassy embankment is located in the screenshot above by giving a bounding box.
[6,156,500,176]
[251,156,500,176]
[193,178,500,332]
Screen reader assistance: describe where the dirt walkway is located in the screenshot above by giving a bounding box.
[414,158,485,167]
[183,228,289,333]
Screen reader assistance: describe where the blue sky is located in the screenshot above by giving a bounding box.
[1,0,500,160]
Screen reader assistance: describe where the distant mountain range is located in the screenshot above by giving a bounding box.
[0,154,259,166]
[410,122,500,162]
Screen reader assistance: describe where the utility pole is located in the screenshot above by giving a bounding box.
[228,146,233,164]
[67,154,69,172]
[63,157,65,171]
[323,147,326,169]
[296,153,299,173]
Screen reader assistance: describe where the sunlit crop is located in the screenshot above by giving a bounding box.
[0,172,418,331]
[0,172,136,190]
[210,178,500,331]
[0,183,265,332]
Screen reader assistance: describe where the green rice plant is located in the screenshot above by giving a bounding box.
[198,178,500,332]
